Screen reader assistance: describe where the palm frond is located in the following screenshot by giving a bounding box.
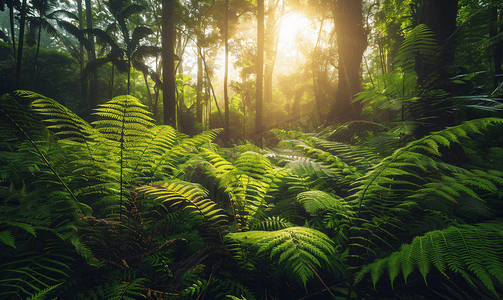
[129,26,153,53]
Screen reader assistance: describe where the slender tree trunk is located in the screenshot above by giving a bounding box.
[110,64,115,98]
[127,55,131,95]
[31,17,43,90]
[177,30,184,108]
[263,1,280,124]
[255,0,264,147]
[312,17,324,123]
[325,0,367,125]
[154,85,160,120]
[416,0,458,84]
[224,0,230,145]
[8,1,16,62]
[77,0,87,105]
[85,0,98,117]
[491,5,503,89]
[196,27,203,123]
[143,71,153,110]
[15,0,28,91]
[162,0,176,127]
[205,77,210,129]
[413,0,458,138]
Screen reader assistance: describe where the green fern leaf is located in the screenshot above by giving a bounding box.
[227,227,337,289]
[297,191,353,216]
[0,229,15,248]
[357,223,503,297]
[25,282,63,300]
[137,180,228,231]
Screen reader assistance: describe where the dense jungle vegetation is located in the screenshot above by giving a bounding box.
[2,0,503,299]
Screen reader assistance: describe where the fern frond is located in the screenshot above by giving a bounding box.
[28,92,96,142]
[251,216,294,231]
[394,23,437,73]
[137,180,228,232]
[354,118,503,214]
[227,227,337,288]
[297,190,354,216]
[356,223,503,297]
[0,229,15,248]
[199,150,276,229]
[211,278,257,300]
[0,93,50,143]
[25,282,63,300]
[76,278,148,300]
[0,94,85,215]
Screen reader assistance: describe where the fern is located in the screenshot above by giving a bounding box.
[76,278,148,300]
[137,180,228,233]
[198,150,277,230]
[251,216,294,231]
[353,118,503,215]
[0,93,84,214]
[180,279,208,298]
[211,278,257,300]
[27,90,97,145]
[227,227,337,289]
[25,282,63,300]
[356,223,503,298]
[297,190,354,216]
[393,23,437,74]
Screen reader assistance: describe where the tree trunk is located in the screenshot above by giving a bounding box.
[416,0,458,84]
[143,71,153,111]
[413,0,458,138]
[224,0,230,145]
[263,0,281,125]
[8,1,16,63]
[85,0,98,117]
[110,64,115,98]
[15,0,28,91]
[312,17,324,123]
[491,5,503,89]
[196,25,203,124]
[77,0,87,105]
[177,30,184,108]
[255,0,264,147]
[31,18,43,90]
[325,0,367,125]
[162,0,176,127]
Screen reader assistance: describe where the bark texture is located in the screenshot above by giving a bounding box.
[325,0,367,125]
[162,0,177,127]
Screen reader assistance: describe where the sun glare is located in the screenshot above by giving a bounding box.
[278,13,313,50]
[213,13,316,82]
[275,13,316,75]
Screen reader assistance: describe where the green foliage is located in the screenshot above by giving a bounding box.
[227,227,338,289]
[394,23,437,73]
[137,180,229,234]
[25,282,63,300]
[211,278,257,300]
[297,190,353,216]
[353,118,503,216]
[197,149,279,230]
[356,223,503,297]
[75,278,148,300]
[2,84,503,300]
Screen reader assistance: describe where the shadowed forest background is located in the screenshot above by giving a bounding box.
[1,0,503,299]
